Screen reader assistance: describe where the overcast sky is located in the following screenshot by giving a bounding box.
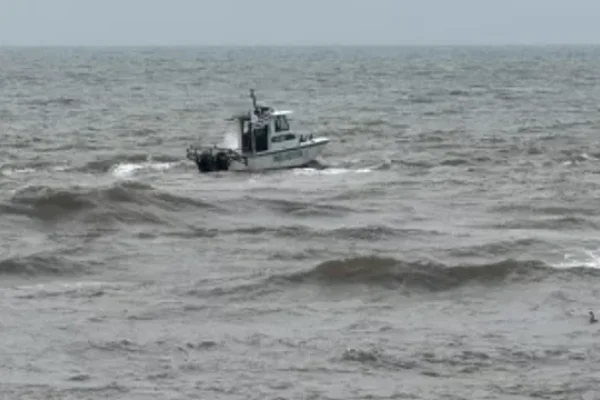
[1,0,599,46]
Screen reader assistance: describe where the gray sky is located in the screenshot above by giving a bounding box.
[1,0,599,46]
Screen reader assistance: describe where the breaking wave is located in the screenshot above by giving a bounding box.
[80,153,182,174]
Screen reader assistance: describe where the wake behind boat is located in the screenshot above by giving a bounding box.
[186,90,330,173]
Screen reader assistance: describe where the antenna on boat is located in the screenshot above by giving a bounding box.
[249,89,258,112]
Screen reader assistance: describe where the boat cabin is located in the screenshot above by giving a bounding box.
[235,109,302,155]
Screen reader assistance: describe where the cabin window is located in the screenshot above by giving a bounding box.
[241,119,252,152]
[271,133,296,143]
[254,125,269,152]
[242,132,252,152]
[274,115,290,132]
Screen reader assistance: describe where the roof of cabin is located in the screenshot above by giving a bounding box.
[272,110,293,116]
[229,109,293,121]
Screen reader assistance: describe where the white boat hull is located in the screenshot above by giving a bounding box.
[229,137,329,172]
[186,89,330,174]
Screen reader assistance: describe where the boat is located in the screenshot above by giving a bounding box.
[185,89,330,173]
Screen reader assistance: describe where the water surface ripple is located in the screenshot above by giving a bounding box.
[1,45,600,399]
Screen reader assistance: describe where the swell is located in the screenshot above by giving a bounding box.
[186,255,600,301]
[491,216,600,230]
[447,238,548,259]
[516,119,594,134]
[491,203,600,217]
[277,256,558,290]
[190,256,600,300]
[165,224,440,242]
[0,181,219,225]
[241,196,355,217]
[0,181,381,230]
[0,249,90,276]
[25,97,82,107]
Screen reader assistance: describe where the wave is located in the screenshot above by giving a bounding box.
[186,255,600,301]
[10,281,130,299]
[270,256,600,291]
[1,180,218,225]
[291,166,373,176]
[0,252,87,276]
[238,197,356,218]
[167,224,440,242]
[109,161,176,179]
[491,203,600,217]
[447,238,544,259]
[0,153,181,179]
[25,97,81,107]
[516,119,594,134]
[80,153,181,174]
[491,216,600,230]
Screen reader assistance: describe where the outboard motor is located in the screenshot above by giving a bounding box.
[192,149,231,173]
[215,151,230,171]
[186,146,233,173]
[196,150,216,173]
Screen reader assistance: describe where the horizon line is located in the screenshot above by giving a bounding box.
[2,42,600,48]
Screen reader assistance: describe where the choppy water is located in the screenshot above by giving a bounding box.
[2,45,600,399]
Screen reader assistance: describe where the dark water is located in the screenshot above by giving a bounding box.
[2,45,600,399]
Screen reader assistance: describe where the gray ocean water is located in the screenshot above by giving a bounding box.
[2,45,600,399]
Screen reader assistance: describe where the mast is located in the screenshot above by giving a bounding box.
[248,89,257,155]
[250,89,258,112]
